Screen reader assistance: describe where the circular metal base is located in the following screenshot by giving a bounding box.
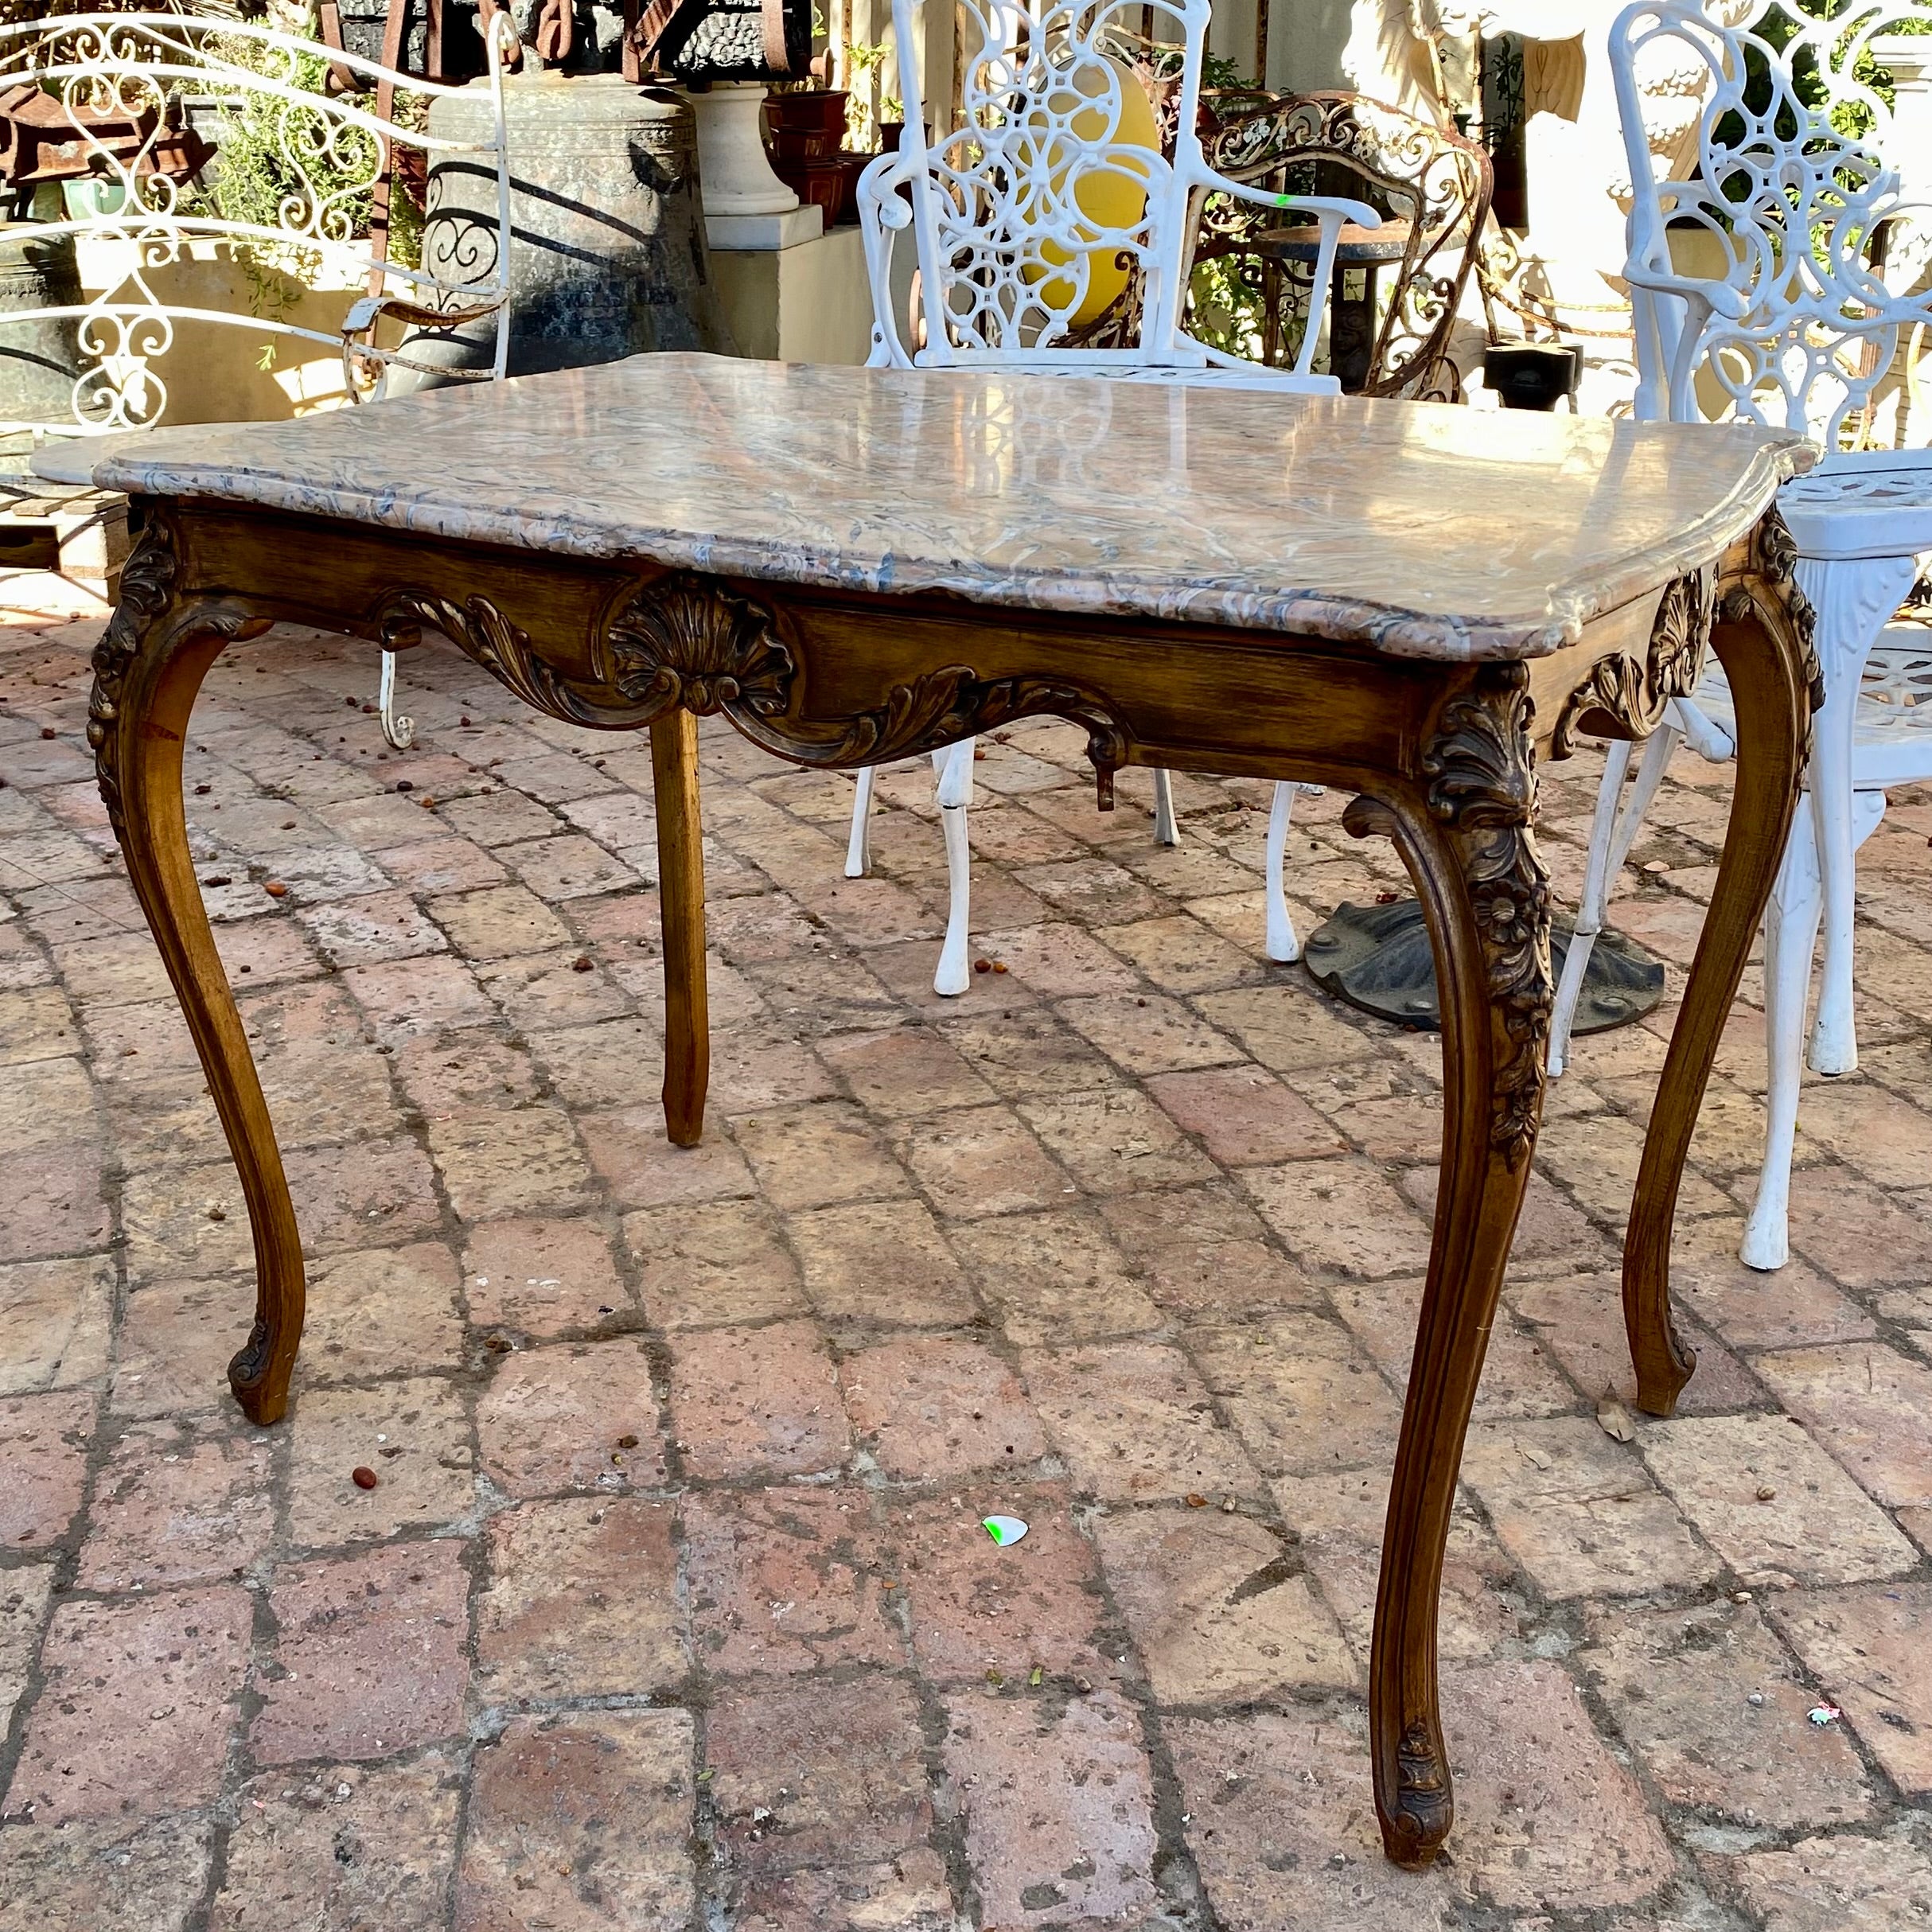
[1303,898,1665,1034]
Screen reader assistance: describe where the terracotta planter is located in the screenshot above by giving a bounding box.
[764,88,848,149]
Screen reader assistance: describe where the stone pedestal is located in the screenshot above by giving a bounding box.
[405,73,734,384]
[709,225,872,364]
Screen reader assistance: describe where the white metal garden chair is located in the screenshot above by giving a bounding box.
[4,9,517,750]
[844,0,1375,993]
[1552,0,1932,1268]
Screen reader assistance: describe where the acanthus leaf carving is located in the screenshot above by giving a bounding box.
[1553,565,1715,758]
[1421,664,1553,1170]
[380,571,1134,781]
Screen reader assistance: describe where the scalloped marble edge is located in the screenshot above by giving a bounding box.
[93,375,1817,666]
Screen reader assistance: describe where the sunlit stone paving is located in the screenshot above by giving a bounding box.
[2,574,1928,1930]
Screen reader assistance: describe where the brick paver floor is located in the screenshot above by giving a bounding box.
[2,572,1930,1930]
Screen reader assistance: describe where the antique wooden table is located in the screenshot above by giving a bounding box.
[87,353,1814,1869]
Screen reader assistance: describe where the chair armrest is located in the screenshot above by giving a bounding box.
[1621,259,1748,322]
[1188,165,1382,233]
[342,292,506,338]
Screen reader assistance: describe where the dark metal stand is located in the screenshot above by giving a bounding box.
[1305,898,1664,1033]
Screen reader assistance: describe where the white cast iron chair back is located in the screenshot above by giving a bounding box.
[846,0,1376,993]
[2,10,518,746]
[1553,0,1932,1269]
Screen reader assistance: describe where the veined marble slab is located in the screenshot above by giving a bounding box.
[95,353,1813,662]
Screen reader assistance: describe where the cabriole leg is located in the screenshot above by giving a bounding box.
[88,527,301,1424]
[1151,766,1179,847]
[1624,571,1809,1412]
[845,764,877,878]
[1355,665,1552,1867]
[932,739,975,996]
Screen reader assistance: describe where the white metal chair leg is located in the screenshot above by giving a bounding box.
[378,649,415,751]
[1152,767,1179,847]
[845,765,878,878]
[1547,723,1681,1076]
[1797,551,1917,1075]
[932,740,976,996]
[1741,813,1825,1271]
[1548,737,1634,1078]
[1264,781,1300,963]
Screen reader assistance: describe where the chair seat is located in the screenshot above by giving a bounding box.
[1689,621,1932,786]
[1780,449,1932,560]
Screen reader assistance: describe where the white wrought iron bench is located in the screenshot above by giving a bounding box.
[1,8,516,746]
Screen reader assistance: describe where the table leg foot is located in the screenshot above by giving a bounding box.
[88,520,304,1426]
[1349,664,1552,1868]
[1622,532,1813,1418]
[652,709,710,1147]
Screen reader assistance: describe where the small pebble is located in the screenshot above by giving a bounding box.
[1185,1493,1209,1508]
[263,881,287,898]
[351,1467,378,1490]
[40,726,55,740]
[973,958,992,973]
[1733,1590,1753,1604]
[1756,1485,1778,1502]
[1747,1692,1765,1707]
[571,956,594,972]
[395,779,414,793]
[617,1433,639,1449]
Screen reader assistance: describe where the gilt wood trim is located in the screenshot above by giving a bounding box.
[1552,566,1716,757]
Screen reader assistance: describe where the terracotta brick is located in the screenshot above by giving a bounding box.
[894,1104,1073,1218]
[890,1482,1105,1683]
[734,1852,954,1932]
[1751,1342,1932,1509]
[254,1539,469,1763]
[1098,1182,1315,1319]
[0,1564,54,1732]
[214,1752,462,1932]
[339,954,495,1042]
[288,1374,474,1546]
[1767,1579,1932,1797]
[815,1024,999,1116]
[0,1817,214,1932]
[11,1584,251,1822]
[1669,1215,1876,1350]
[1271,1467,1525,1665]
[951,1209,1162,1347]
[1096,1505,1354,1701]
[1095,911,1257,992]
[1241,1157,1435,1279]
[978,920,1142,996]
[476,1497,684,1700]
[1189,1315,1408,1479]
[1015,1082,1218,1192]
[578,1104,759,1207]
[842,1334,1046,1478]
[667,1319,846,1480]
[76,1416,274,1590]
[1143,1061,1346,1166]
[457,1712,695,1932]
[465,1216,628,1338]
[790,1198,979,1326]
[707,1674,930,1875]
[423,1104,595,1220]
[111,1276,260,1420]
[943,1687,1159,1925]
[283,1135,444,1252]
[296,1241,465,1383]
[1459,1415,1721,1599]
[1727,1831,1932,1932]
[1579,1599,1873,1826]
[1785,1167,1932,1288]
[0,1140,109,1264]
[0,1388,95,1549]
[1022,1342,1263,1503]
[1168,1709,1467,1930]
[1445,1658,1676,1911]
[477,1338,666,1498]
[1640,1413,1917,1588]
[684,1485,902,1675]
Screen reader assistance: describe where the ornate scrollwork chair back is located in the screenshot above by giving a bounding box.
[1611,0,1932,447]
[1550,0,1932,1273]
[0,9,520,749]
[847,0,1381,996]
[1191,92,1493,400]
[857,0,1375,378]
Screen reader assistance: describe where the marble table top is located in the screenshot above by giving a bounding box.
[96,353,1813,663]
